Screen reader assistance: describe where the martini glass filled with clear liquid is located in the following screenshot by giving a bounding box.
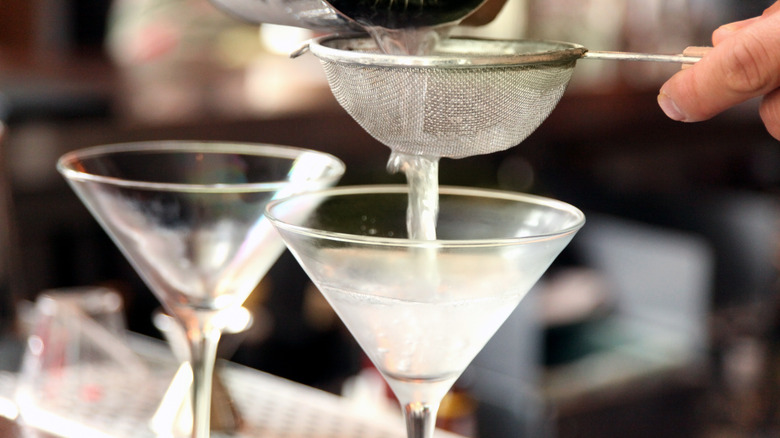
[266,185,584,438]
[57,141,345,438]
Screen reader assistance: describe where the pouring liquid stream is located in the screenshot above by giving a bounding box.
[379,27,444,240]
[367,26,451,55]
[387,152,439,240]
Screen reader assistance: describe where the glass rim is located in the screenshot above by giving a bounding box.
[56,141,346,193]
[265,184,586,247]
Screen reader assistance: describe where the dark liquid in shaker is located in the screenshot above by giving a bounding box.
[327,0,485,29]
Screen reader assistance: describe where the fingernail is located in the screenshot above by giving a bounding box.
[658,92,686,121]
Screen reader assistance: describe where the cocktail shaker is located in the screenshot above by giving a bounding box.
[208,0,359,31]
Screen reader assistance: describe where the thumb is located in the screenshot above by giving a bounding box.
[658,10,780,122]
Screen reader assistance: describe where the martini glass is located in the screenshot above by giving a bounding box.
[265,185,584,438]
[56,141,345,438]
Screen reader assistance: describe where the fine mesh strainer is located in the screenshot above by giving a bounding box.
[294,35,705,159]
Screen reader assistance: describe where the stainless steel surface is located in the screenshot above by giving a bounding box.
[584,51,703,64]
[208,0,359,31]
[298,36,587,67]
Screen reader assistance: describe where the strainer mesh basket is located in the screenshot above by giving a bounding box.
[310,36,582,158]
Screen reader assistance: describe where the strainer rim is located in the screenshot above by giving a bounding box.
[306,34,587,68]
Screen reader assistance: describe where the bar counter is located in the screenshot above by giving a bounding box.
[0,335,465,438]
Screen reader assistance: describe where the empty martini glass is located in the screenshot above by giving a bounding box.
[57,141,345,438]
[265,185,584,438]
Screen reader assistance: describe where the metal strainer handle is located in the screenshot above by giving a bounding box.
[585,46,711,65]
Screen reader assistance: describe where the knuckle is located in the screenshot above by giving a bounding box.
[721,33,779,94]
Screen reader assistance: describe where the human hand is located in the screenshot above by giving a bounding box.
[658,2,780,141]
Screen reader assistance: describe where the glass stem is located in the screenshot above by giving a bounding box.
[404,402,439,438]
[187,319,222,438]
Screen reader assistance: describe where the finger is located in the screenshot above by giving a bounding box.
[759,87,780,141]
[659,11,780,122]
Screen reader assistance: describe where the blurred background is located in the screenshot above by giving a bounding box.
[0,0,779,437]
